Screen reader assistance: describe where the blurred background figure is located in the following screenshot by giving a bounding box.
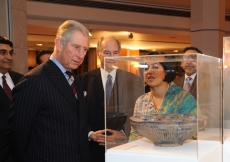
[36,50,53,65]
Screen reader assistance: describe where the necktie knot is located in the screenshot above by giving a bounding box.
[65,71,77,96]
[2,74,12,100]
[107,74,112,80]
[65,71,73,79]
[186,76,192,82]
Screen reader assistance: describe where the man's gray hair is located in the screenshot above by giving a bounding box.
[56,20,89,45]
[97,36,121,52]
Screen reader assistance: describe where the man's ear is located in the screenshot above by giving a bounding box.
[55,38,63,52]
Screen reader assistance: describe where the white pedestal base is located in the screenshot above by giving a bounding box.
[223,137,230,162]
[106,138,222,162]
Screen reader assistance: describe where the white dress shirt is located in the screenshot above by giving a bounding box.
[184,73,196,87]
[100,67,117,91]
[0,72,15,90]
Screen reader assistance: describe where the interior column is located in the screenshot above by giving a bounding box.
[0,0,28,74]
[191,0,225,58]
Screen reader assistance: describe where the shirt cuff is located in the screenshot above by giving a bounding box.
[88,131,94,141]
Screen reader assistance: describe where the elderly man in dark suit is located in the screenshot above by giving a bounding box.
[0,36,23,162]
[174,46,202,99]
[80,36,143,162]
[8,20,90,162]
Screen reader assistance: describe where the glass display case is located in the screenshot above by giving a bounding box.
[104,54,222,162]
[223,37,230,162]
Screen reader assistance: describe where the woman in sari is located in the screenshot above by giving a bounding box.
[129,55,197,141]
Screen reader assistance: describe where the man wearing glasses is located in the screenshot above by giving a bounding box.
[0,36,23,162]
[174,46,202,99]
[80,36,143,162]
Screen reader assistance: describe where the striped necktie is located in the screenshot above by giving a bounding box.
[65,71,77,96]
[106,74,112,105]
[184,77,192,91]
[2,75,12,100]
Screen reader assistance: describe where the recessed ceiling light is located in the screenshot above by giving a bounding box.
[36,44,42,46]
[174,50,178,52]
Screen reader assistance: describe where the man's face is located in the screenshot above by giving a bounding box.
[181,50,197,76]
[98,37,120,72]
[56,31,89,71]
[40,54,51,64]
[0,44,14,74]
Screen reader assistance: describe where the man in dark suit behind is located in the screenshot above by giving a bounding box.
[8,20,90,162]
[174,46,202,99]
[80,36,143,162]
[0,36,23,162]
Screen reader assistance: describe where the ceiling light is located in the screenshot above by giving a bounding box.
[36,43,42,46]
[174,50,178,52]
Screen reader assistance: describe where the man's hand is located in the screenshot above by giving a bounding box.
[89,129,127,147]
[89,130,105,144]
[106,129,126,141]
[100,129,126,148]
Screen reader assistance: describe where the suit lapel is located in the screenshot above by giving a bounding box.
[93,68,104,108]
[108,69,125,112]
[0,86,10,105]
[190,75,197,97]
[45,60,78,112]
[9,71,22,85]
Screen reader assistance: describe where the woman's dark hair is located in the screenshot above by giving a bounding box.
[183,46,202,54]
[146,52,176,83]
[159,60,176,83]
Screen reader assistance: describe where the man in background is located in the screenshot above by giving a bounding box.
[174,46,220,128]
[0,36,23,162]
[8,20,91,162]
[174,46,202,99]
[80,36,143,162]
[36,49,53,65]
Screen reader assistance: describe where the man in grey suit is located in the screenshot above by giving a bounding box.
[174,47,221,128]
[0,36,23,162]
[174,46,202,99]
[8,20,90,162]
[80,36,143,162]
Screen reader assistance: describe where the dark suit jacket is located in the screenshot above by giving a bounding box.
[174,75,197,99]
[80,68,143,162]
[8,60,90,162]
[0,71,23,162]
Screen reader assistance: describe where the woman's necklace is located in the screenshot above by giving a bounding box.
[148,84,170,114]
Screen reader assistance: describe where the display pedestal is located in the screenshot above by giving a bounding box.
[223,128,230,162]
[224,137,230,162]
[106,137,221,162]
